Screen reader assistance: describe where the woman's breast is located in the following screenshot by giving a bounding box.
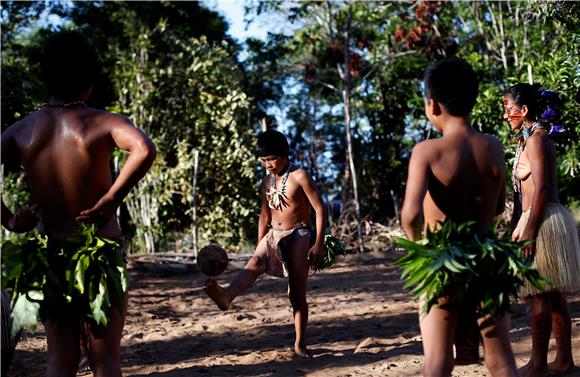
[515,156,532,181]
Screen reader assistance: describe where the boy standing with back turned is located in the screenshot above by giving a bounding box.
[400,58,519,376]
[1,31,156,377]
[204,129,326,358]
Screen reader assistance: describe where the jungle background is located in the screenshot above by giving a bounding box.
[2,0,579,254]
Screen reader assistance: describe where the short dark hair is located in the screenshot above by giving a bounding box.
[256,129,289,157]
[423,58,479,116]
[505,83,562,122]
[41,31,98,98]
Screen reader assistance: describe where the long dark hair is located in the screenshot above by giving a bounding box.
[505,83,563,125]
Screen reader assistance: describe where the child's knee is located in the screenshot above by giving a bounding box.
[287,290,307,308]
[247,255,267,271]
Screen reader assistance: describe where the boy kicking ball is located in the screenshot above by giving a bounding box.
[204,129,326,358]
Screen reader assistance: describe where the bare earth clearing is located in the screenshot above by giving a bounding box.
[9,249,580,377]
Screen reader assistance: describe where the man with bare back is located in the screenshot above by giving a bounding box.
[204,129,326,358]
[400,58,519,377]
[1,31,156,377]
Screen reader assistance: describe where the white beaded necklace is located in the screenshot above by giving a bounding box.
[266,164,292,210]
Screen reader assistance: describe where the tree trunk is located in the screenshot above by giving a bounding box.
[341,2,365,253]
[191,148,199,256]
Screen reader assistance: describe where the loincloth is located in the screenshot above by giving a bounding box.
[2,230,128,332]
[513,203,580,296]
[264,225,311,278]
[398,220,541,320]
[40,238,127,322]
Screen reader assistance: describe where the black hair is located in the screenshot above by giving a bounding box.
[505,83,563,123]
[256,129,289,157]
[423,58,479,116]
[40,31,98,98]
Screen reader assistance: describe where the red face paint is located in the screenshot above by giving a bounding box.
[503,96,522,121]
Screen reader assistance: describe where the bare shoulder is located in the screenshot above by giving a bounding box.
[3,109,43,134]
[481,132,501,146]
[524,131,549,155]
[527,130,548,146]
[410,139,438,163]
[480,133,504,153]
[87,109,135,129]
[290,167,314,185]
[260,174,270,187]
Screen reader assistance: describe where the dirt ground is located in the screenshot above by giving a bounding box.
[8,249,580,377]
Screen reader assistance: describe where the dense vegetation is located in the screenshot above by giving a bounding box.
[2,1,578,252]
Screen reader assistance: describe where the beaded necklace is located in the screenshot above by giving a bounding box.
[42,100,87,109]
[266,164,292,210]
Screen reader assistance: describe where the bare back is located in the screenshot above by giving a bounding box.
[403,126,506,238]
[2,106,137,240]
[424,130,505,233]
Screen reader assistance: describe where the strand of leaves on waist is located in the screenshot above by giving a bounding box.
[394,220,549,319]
[1,225,128,335]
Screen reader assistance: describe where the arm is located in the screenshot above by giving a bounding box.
[1,127,39,232]
[298,170,326,266]
[401,144,430,241]
[495,143,507,217]
[76,116,156,223]
[257,180,272,242]
[520,135,548,256]
[496,179,506,216]
[509,191,522,231]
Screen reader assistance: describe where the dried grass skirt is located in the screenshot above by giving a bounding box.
[513,203,580,297]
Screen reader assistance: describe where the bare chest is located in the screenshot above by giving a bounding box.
[265,174,304,212]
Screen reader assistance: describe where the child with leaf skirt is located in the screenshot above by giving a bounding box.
[399,58,523,377]
[504,83,580,377]
[204,129,326,359]
[1,31,155,377]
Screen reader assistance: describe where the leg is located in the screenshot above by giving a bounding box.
[85,295,128,377]
[78,324,91,373]
[478,314,518,377]
[419,298,457,377]
[204,237,269,310]
[548,291,574,373]
[519,293,551,377]
[454,305,480,365]
[283,235,311,358]
[1,290,19,377]
[44,319,81,377]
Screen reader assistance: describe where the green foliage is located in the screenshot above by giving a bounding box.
[395,221,549,318]
[0,2,48,131]
[313,234,347,272]
[1,225,128,335]
[110,29,259,251]
[0,172,34,243]
[2,1,578,252]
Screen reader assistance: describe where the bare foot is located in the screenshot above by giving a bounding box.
[519,361,550,377]
[548,359,574,374]
[294,345,312,359]
[77,354,91,375]
[203,278,230,311]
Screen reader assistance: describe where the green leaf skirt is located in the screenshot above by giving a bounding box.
[394,220,549,319]
[1,227,128,335]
